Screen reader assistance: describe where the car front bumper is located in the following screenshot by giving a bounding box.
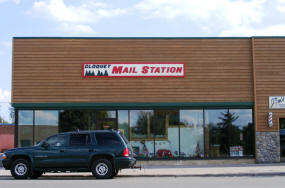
[1,159,10,170]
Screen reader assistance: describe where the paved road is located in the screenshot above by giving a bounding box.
[0,176,285,188]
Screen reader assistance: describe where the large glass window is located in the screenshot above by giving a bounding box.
[59,110,96,132]
[18,110,33,147]
[180,110,204,158]
[118,110,129,139]
[205,109,228,157]
[34,110,59,144]
[19,110,33,125]
[204,109,254,158]
[154,110,179,158]
[16,108,254,159]
[229,109,254,157]
[130,110,154,158]
[130,110,153,139]
[96,111,117,130]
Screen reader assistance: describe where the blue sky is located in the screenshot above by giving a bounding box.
[1,0,285,122]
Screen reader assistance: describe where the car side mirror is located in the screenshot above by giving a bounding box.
[42,141,49,149]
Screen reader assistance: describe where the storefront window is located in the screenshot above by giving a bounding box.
[130,110,153,139]
[118,110,129,139]
[130,110,154,158]
[229,109,254,157]
[16,108,254,158]
[18,110,33,147]
[34,110,59,144]
[205,109,228,157]
[180,110,204,158]
[19,110,33,125]
[96,111,116,130]
[154,110,179,158]
[59,110,96,132]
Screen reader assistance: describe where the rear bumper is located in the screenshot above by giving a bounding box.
[115,157,136,169]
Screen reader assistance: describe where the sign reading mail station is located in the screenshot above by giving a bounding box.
[82,63,185,77]
[269,96,285,109]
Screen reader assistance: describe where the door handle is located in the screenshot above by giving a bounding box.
[89,149,94,152]
[60,149,65,152]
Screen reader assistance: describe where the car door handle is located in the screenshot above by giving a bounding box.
[89,149,94,152]
[60,149,65,152]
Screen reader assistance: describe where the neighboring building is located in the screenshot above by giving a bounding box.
[11,37,285,163]
[0,124,15,152]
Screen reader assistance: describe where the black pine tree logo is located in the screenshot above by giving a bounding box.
[97,70,102,76]
[85,71,89,76]
[104,70,108,76]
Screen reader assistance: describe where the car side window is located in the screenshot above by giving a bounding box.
[95,132,121,146]
[70,134,91,146]
[46,134,66,147]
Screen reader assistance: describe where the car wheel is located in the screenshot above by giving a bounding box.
[10,159,31,179]
[30,171,43,179]
[91,159,113,179]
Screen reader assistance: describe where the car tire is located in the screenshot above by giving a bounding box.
[91,159,113,179]
[10,159,31,179]
[111,168,119,177]
[30,171,43,179]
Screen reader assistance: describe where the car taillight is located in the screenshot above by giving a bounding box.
[123,148,129,157]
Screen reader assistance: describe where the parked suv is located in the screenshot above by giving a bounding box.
[1,130,136,179]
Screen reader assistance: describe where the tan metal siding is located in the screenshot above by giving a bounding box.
[12,39,253,103]
[254,38,285,132]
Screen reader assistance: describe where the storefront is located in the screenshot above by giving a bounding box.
[12,37,285,163]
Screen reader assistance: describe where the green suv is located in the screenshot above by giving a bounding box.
[1,130,136,179]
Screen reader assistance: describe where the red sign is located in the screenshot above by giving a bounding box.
[82,63,185,77]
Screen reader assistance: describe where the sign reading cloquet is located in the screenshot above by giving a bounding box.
[269,96,285,109]
[82,63,185,77]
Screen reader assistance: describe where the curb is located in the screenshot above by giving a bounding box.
[1,172,285,178]
[119,172,285,177]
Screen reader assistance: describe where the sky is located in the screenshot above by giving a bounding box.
[1,0,285,122]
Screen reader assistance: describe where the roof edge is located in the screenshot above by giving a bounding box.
[12,36,285,39]
[13,36,251,39]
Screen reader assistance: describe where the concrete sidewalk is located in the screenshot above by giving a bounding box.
[2,163,285,177]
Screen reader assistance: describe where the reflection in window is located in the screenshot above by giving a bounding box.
[130,110,153,139]
[154,110,179,158]
[229,109,254,157]
[35,110,58,125]
[18,111,33,147]
[118,110,129,139]
[19,111,33,125]
[18,124,33,147]
[180,110,204,157]
[130,110,153,158]
[205,109,228,157]
[34,110,59,144]
[96,111,116,130]
[59,110,96,132]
